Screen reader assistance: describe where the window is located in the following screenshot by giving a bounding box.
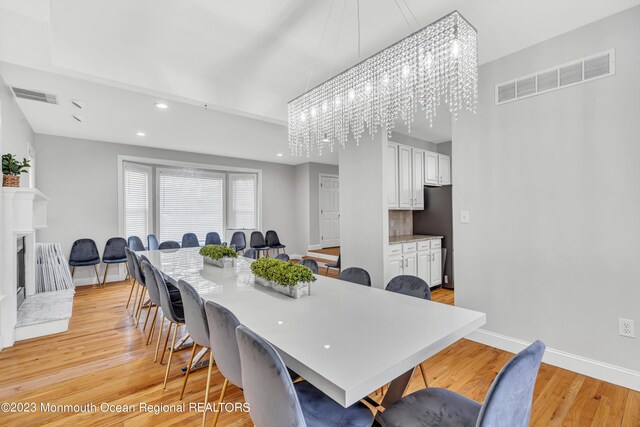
[123,163,151,238]
[229,173,257,229]
[158,168,224,243]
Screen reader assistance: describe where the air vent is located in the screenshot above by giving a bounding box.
[72,114,86,123]
[71,99,87,109]
[11,87,58,104]
[495,48,615,105]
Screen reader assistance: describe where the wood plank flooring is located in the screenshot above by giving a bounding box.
[308,247,340,257]
[0,278,637,426]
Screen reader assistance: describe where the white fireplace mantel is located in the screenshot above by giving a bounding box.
[0,187,49,350]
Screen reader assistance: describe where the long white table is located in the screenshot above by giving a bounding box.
[141,248,486,407]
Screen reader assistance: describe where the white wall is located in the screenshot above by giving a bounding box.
[0,76,34,184]
[35,134,304,283]
[339,133,388,288]
[452,5,640,379]
[294,163,310,254]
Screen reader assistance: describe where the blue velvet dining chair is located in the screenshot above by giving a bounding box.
[377,340,546,427]
[249,231,270,258]
[181,233,200,248]
[229,231,246,252]
[147,234,159,251]
[243,248,257,259]
[69,238,101,285]
[205,232,223,246]
[339,267,371,286]
[324,253,341,275]
[236,325,374,427]
[265,230,286,254]
[274,253,290,262]
[127,235,145,251]
[299,259,319,274]
[101,237,128,287]
[159,240,180,250]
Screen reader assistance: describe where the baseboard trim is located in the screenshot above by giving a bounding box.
[467,329,640,392]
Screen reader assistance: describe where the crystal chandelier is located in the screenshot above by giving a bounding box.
[288,10,477,156]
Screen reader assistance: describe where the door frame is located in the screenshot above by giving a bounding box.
[319,173,340,249]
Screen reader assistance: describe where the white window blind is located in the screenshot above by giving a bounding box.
[124,163,151,239]
[158,169,224,243]
[230,174,257,229]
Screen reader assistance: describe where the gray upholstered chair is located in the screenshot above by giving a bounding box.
[265,230,286,254]
[243,248,257,259]
[205,232,223,246]
[130,251,148,325]
[176,280,212,400]
[250,231,270,258]
[204,300,243,426]
[181,233,200,248]
[274,253,290,262]
[339,267,371,286]
[127,235,145,251]
[142,259,164,348]
[147,234,159,251]
[159,240,180,250]
[377,340,546,427]
[236,325,374,427]
[124,247,139,310]
[324,253,341,275]
[69,238,101,284]
[299,259,319,274]
[101,237,128,287]
[229,231,246,252]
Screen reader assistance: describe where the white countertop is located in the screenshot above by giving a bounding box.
[141,248,485,407]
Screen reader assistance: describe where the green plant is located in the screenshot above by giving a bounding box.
[2,153,31,176]
[199,244,238,260]
[251,257,317,287]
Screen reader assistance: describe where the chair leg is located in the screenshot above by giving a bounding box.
[130,281,140,317]
[419,363,429,388]
[212,377,229,427]
[146,306,158,345]
[180,343,199,399]
[160,320,173,364]
[163,322,180,389]
[125,263,131,280]
[93,264,101,285]
[202,351,214,427]
[126,279,137,309]
[154,315,165,362]
[71,266,76,278]
[143,302,153,331]
[135,288,147,324]
[102,263,110,287]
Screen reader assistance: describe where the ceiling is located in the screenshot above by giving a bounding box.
[0,0,638,164]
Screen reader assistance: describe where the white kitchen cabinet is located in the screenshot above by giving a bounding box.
[412,149,424,209]
[430,248,442,286]
[390,238,443,288]
[438,154,451,186]
[424,151,439,186]
[417,250,431,285]
[386,143,399,208]
[398,145,413,209]
[404,253,417,276]
[388,254,404,278]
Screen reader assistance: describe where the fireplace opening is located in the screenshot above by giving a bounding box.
[17,236,26,308]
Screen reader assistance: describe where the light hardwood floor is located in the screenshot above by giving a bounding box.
[0,279,638,426]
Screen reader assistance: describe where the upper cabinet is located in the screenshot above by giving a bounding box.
[387,142,425,210]
[424,152,451,187]
[438,154,451,186]
[386,143,399,208]
[412,149,424,209]
[398,145,413,209]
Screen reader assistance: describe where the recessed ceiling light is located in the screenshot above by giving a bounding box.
[323,344,331,349]
[276,153,283,157]
[136,131,146,136]
[155,102,168,109]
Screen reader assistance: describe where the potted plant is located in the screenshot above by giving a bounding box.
[2,154,31,187]
[199,244,238,268]
[250,257,317,299]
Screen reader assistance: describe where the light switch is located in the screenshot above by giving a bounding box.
[460,210,470,224]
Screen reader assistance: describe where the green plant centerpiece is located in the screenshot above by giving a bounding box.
[199,244,238,268]
[2,153,31,187]
[250,257,316,299]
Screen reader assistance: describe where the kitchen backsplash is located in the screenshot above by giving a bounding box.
[389,210,413,237]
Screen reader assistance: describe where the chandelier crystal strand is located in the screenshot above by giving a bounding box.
[288,11,477,156]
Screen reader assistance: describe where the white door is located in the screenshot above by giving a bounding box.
[430,249,442,286]
[424,151,439,186]
[320,176,340,248]
[438,154,451,186]
[412,149,424,209]
[398,145,413,208]
[386,143,399,208]
[417,250,431,285]
[388,255,404,279]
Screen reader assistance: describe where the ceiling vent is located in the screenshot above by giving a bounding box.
[495,48,615,105]
[11,87,58,105]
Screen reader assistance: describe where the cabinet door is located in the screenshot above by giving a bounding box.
[386,143,399,208]
[438,154,451,186]
[404,253,417,276]
[388,255,404,279]
[430,249,442,286]
[412,149,424,209]
[417,250,431,285]
[398,145,413,209]
[424,151,439,186]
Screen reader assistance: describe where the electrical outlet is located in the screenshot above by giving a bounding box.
[619,318,635,338]
[444,275,449,284]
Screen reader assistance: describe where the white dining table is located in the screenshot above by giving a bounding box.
[140,247,486,408]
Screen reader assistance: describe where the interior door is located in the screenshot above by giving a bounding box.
[320,175,340,248]
[398,145,412,208]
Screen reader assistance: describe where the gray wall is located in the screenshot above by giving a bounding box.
[35,134,305,282]
[0,77,34,183]
[452,6,640,371]
[308,162,339,248]
[294,163,310,254]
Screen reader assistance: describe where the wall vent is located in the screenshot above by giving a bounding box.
[11,87,58,104]
[495,48,615,105]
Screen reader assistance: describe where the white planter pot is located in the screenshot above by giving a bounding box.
[254,276,312,299]
[203,256,235,268]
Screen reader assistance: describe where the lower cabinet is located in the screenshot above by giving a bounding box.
[388,239,442,288]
